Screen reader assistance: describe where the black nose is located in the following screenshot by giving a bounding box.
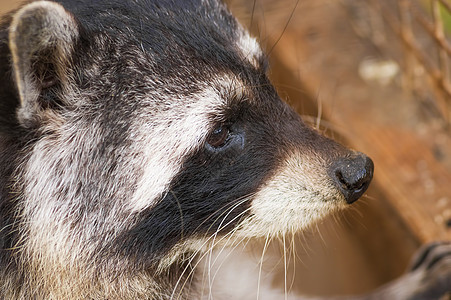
[330,153,374,204]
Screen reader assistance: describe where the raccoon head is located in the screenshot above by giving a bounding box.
[6,0,372,279]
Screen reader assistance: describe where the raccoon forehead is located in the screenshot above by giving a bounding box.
[213,75,250,105]
[154,75,252,116]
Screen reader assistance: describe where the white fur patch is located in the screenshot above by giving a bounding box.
[238,150,346,237]
[236,32,262,68]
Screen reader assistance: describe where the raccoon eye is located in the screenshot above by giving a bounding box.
[207,125,230,148]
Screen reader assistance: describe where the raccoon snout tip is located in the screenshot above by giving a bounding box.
[329,153,374,204]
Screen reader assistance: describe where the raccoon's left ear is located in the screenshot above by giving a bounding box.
[8,1,79,128]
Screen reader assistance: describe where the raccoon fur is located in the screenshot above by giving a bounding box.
[0,0,450,299]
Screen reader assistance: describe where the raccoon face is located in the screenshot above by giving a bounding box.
[6,0,372,270]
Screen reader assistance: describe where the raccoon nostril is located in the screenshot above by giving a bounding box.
[336,169,367,192]
[335,170,351,190]
[354,181,367,192]
[330,154,374,204]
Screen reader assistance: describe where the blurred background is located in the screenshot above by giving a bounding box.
[0,1,17,15]
[2,0,450,297]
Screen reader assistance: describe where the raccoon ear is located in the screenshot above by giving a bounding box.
[8,1,78,127]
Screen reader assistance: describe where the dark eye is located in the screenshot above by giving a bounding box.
[207,125,230,148]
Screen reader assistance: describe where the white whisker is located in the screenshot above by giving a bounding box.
[171,200,253,299]
[257,233,270,300]
[283,233,288,300]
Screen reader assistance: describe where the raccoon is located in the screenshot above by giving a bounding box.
[0,0,449,299]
